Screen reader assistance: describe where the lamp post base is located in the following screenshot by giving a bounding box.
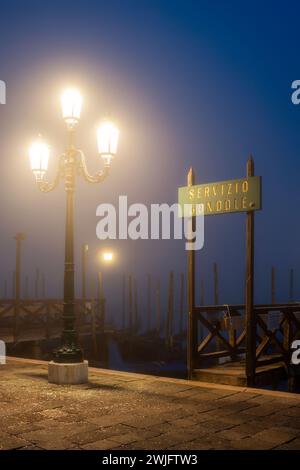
[48,360,88,385]
[53,335,84,363]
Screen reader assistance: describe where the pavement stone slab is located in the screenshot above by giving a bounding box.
[1,358,300,450]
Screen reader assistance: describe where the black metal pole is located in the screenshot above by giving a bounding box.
[54,147,83,363]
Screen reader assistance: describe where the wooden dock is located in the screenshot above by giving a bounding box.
[193,357,286,387]
[187,303,300,388]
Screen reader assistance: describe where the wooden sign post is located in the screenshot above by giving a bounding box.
[245,156,255,386]
[187,167,196,379]
[180,157,261,384]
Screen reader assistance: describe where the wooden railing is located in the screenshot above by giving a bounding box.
[190,302,300,383]
[0,298,106,343]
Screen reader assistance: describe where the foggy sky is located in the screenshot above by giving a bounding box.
[0,0,299,322]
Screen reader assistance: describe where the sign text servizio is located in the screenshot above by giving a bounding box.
[178,176,261,216]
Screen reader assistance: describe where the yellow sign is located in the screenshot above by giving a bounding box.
[178,176,261,216]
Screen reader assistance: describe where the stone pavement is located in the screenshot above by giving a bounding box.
[1,357,300,450]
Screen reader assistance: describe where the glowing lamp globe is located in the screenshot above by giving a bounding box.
[29,141,50,182]
[97,120,119,165]
[102,252,114,263]
[61,88,82,127]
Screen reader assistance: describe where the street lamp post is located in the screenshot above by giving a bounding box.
[29,88,119,381]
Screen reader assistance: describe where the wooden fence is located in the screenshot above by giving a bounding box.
[0,298,105,344]
[189,302,300,385]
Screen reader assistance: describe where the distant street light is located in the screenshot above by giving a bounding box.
[29,87,119,381]
[102,251,114,263]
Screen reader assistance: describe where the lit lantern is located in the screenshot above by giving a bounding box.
[102,252,114,263]
[61,88,82,127]
[97,120,119,165]
[29,140,50,182]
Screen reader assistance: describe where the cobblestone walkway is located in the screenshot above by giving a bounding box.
[1,358,300,450]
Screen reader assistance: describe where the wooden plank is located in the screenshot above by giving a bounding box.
[197,331,216,353]
[256,354,285,367]
[193,360,285,387]
[199,350,245,359]
[196,310,235,354]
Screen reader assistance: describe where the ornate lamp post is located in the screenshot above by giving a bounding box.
[29,88,119,382]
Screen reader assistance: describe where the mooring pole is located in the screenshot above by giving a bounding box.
[128,275,133,333]
[122,273,126,330]
[271,266,276,304]
[200,279,205,306]
[14,233,26,341]
[245,156,255,387]
[187,167,196,379]
[289,268,294,303]
[90,274,98,355]
[213,262,219,305]
[156,278,161,336]
[179,273,184,336]
[147,273,151,333]
[134,278,138,333]
[4,279,7,299]
[97,272,105,333]
[166,271,174,348]
[41,273,46,298]
[24,275,29,299]
[81,244,88,303]
[35,268,40,299]
[12,271,16,298]
[213,262,221,351]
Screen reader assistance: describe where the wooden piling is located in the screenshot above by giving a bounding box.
[41,273,46,298]
[289,268,294,303]
[147,273,151,333]
[271,266,276,304]
[128,275,133,333]
[187,167,196,379]
[122,273,126,330]
[199,279,205,341]
[35,268,40,298]
[82,244,89,302]
[90,274,98,355]
[24,275,29,299]
[179,273,184,335]
[200,279,205,306]
[12,271,16,298]
[213,262,219,305]
[97,272,105,333]
[245,156,256,387]
[156,278,161,336]
[14,233,26,341]
[166,271,174,348]
[213,262,220,351]
[134,278,138,333]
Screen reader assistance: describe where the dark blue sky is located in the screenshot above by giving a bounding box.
[0,0,299,318]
